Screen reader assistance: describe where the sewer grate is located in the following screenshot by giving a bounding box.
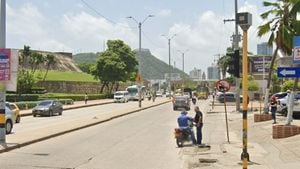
[199,158,218,163]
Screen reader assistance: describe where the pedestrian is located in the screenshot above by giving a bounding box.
[84,93,88,104]
[194,106,203,145]
[270,96,277,124]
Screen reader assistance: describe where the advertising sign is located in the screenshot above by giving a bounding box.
[0,49,10,81]
[251,56,272,73]
[293,36,300,64]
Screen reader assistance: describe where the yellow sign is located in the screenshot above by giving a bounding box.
[135,74,143,83]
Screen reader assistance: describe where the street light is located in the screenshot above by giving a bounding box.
[162,34,177,99]
[177,49,189,73]
[127,15,154,108]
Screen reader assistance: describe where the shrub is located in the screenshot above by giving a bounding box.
[39,93,110,101]
[30,87,47,94]
[15,99,74,110]
[6,94,39,102]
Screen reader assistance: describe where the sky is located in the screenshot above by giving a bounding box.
[6,0,270,74]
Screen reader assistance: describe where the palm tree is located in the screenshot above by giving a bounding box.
[258,0,299,113]
[218,55,230,79]
[43,54,56,82]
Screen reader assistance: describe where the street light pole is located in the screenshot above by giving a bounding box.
[177,49,188,73]
[127,15,154,108]
[162,34,177,99]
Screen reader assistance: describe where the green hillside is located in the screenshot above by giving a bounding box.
[73,49,188,80]
[135,49,188,79]
[73,52,99,64]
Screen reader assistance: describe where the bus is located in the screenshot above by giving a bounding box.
[126,85,145,101]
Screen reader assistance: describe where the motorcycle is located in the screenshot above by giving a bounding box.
[174,123,195,147]
[192,97,196,105]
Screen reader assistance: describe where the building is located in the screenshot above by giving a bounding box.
[257,42,273,55]
[189,68,202,81]
[202,72,206,80]
[207,65,220,80]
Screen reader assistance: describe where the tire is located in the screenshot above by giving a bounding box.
[176,139,183,147]
[16,115,21,123]
[59,109,63,116]
[49,110,53,117]
[173,107,177,111]
[5,120,13,134]
[282,109,288,117]
[33,114,37,117]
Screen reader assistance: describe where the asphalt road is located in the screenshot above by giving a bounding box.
[0,102,187,169]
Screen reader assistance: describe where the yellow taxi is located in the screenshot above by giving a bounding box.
[9,103,21,123]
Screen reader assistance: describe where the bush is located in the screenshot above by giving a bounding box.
[15,99,74,110]
[39,93,111,101]
[6,94,39,102]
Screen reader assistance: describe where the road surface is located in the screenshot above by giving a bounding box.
[0,102,201,169]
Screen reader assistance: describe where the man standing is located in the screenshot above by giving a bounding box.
[177,111,197,145]
[84,93,88,104]
[194,106,203,145]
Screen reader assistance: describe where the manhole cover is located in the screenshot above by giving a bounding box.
[199,158,218,163]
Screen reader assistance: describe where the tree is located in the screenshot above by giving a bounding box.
[258,0,300,113]
[92,40,138,93]
[78,62,94,74]
[29,52,45,74]
[43,54,56,81]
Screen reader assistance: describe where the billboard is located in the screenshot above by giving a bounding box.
[251,56,272,73]
[0,49,18,91]
[293,36,300,64]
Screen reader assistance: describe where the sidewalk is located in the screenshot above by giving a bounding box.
[182,98,300,169]
[20,99,114,116]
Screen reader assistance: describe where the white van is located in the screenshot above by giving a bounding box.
[114,91,129,103]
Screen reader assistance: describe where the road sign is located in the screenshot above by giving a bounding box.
[216,80,231,92]
[293,36,300,64]
[135,74,143,83]
[277,67,300,78]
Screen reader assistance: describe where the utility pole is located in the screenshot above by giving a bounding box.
[224,0,241,112]
[127,15,154,108]
[237,12,252,169]
[0,0,6,143]
[162,34,177,99]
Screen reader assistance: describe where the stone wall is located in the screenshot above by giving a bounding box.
[37,81,128,94]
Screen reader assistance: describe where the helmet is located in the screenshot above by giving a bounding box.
[287,90,291,93]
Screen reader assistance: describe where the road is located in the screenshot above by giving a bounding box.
[0,101,209,169]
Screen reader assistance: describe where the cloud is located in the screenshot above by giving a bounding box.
[157,9,172,17]
[60,11,138,52]
[7,3,72,52]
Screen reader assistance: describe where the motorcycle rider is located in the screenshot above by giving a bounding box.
[192,95,197,105]
[177,110,197,145]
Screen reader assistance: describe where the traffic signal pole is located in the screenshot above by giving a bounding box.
[237,12,252,169]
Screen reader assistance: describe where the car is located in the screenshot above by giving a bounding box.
[8,102,21,123]
[156,91,163,97]
[217,92,243,103]
[114,91,129,103]
[166,91,173,97]
[32,100,63,117]
[2,105,15,134]
[271,92,288,100]
[173,96,190,111]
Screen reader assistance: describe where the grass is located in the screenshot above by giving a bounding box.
[35,70,98,82]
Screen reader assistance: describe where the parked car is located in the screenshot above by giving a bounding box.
[114,91,129,103]
[32,100,63,117]
[173,96,190,111]
[166,91,173,97]
[156,91,163,97]
[7,102,21,123]
[271,92,288,100]
[3,105,15,134]
[218,92,243,103]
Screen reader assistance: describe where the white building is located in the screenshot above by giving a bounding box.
[189,68,202,81]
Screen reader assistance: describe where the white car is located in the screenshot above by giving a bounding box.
[114,91,129,103]
[156,91,163,97]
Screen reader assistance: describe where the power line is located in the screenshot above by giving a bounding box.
[80,0,137,29]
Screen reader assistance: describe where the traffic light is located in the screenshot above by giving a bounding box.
[227,50,240,78]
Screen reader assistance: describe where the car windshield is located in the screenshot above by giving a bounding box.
[115,93,124,96]
[38,101,52,106]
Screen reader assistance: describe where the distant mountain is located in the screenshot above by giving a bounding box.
[135,49,188,80]
[73,52,99,64]
[73,49,188,80]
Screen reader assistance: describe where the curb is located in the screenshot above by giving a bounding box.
[0,100,170,154]
[20,101,114,117]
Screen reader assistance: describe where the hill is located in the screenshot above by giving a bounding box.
[73,49,188,80]
[73,52,99,64]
